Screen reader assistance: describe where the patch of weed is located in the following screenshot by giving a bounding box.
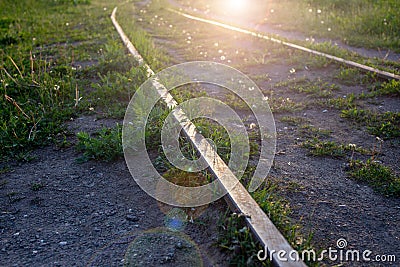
[76,124,122,162]
[334,67,364,86]
[341,108,400,139]
[280,116,309,126]
[371,79,400,96]
[251,182,315,264]
[299,125,331,139]
[302,138,369,158]
[275,77,339,98]
[348,159,400,197]
[31,182,45,191]
[268,96,304,113]
[218,211,267,266]
[325,94,356,109]
[302,138,346,158]
[0,0,125,161]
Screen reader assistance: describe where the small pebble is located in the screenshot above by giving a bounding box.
[59,241,67,246]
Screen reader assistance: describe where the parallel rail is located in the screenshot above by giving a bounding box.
[111,7,307,267]
[167,8,400,81]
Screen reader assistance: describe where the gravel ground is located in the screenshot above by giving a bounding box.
[0,116,230,267]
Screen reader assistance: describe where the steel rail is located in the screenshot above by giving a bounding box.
[167,8,400,81]
[111,6,307,267]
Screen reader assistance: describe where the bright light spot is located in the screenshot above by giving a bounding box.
[289,68,296,74]
[321,20,324,24]
[270,9,274,13]
[214,42,219,47]
[220,55,226,61]
[308,8,312,12]
[328,27,331,31]
[218,49,223,53]
[230,0,245,10]
[317,9,322,13]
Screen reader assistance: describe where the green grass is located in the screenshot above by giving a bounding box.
[341,108,400,139]
[268,96,304,113]
[0,0,164,161]
[325,94,356,109]
[371,79,400,97]
[218,211,269,266]
[302,139,345,158]
[218,182,315,266]
[31,182,45,191]
[76,124,122,162]
[298,125,331,139]
[263,0,400,52]
[301,135,399,198]
[0,0,121,161]
[349,159,400,197]
[301,138,368,158]
[280,116,310,126]
[274,77,340,99]
[1,51,76,160]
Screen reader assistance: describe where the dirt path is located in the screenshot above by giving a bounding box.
[0,115,229,266]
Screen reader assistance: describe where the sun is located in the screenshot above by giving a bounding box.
[230,0,246,10]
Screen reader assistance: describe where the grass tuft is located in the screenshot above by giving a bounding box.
[76,124,122,162]
[349,159,400,197]
[341,108,400,139]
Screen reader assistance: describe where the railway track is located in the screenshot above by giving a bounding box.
[111,2,400,266]
[111,6,307,267]
[166,8,400,81]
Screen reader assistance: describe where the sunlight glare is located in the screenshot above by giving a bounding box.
[231,0,245,10]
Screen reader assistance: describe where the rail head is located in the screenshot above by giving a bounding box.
[111,6,307,267]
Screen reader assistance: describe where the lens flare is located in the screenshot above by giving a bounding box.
[230,0,245,10]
